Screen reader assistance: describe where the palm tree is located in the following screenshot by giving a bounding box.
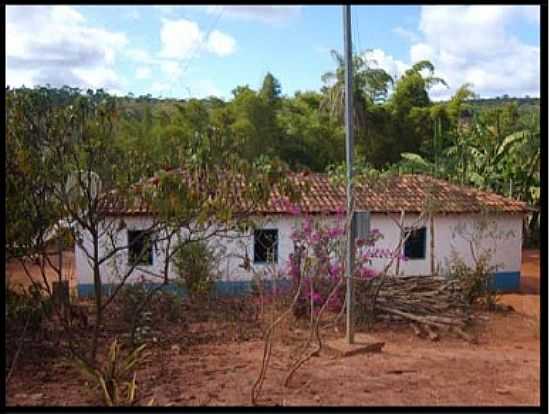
[320,49,393,130]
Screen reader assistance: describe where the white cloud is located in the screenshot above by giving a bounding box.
[135,66,152,80]
[206,30,236,56]
[159,18,203,60]
[392,26,420,43]
[126,48,153,64]
[153,5,302,24]
[412,5,540,99]
[160,61,183,79]
[355,6,539,101]
[72,67,125,92]
[151,81,170,93]
[158,18,236,61]
[6,5,127,92]
[190,79,223,99]
[363,49,408,81]
[205,5,302,24]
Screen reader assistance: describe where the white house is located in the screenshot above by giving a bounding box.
[75,172,530,296]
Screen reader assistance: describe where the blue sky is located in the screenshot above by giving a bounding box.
[6,5,541,101]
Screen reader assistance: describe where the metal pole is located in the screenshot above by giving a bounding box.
[343,4,355,344]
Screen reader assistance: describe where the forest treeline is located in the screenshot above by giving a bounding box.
[6,52,540,244]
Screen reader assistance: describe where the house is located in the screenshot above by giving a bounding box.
[75,172,530,297]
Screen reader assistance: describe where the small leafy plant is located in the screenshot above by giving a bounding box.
[71,337,152,406]
[173,241,221,302]
[448,250,499,308]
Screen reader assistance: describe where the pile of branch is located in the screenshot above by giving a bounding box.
[372,275,477,343]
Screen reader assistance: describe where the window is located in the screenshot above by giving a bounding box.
[128,230,153,266]
[404,227,427,259]
[254,229,278,264]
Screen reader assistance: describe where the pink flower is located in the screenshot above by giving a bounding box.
[303,218,313,235]
[310,231,321,243]
[311,292,323,304]
[328,227,344,238]
[361,267,377,279]
[329,262,343,279]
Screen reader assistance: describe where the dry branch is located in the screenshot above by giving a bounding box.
[368,274,476,339]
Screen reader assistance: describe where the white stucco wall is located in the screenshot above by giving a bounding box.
[75,214,306,285]
[432,213,523,274]
[75,212,524,286]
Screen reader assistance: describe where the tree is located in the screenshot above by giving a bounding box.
[320,49,394,129]
[6,86,298,363]
[276,91,344,171]
[259,72,282,107]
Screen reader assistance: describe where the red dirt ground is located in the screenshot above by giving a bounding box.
[5,250,541,407]
[499,249,540,318]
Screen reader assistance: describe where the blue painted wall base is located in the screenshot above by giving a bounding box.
[77,279,292,298]
[489,271,521,292]
[77,272,520,297]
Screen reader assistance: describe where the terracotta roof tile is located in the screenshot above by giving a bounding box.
[101,171,530,216]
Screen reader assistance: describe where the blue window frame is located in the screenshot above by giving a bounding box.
[254,229,278,264]
[404,227,427,259]
[128,230,154,266]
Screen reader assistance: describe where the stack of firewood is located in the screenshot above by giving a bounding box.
[372,275,478,342]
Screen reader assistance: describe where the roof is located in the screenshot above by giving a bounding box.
[101,171,530,216]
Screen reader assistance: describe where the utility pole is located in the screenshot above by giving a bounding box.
[343,4,355,344]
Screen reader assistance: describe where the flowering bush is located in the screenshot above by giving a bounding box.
[274,197,403,320]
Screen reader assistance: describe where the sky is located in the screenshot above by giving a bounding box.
[5,5,541,101]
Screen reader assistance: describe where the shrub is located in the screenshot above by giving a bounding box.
[118,279,149,325]
[284,211,397,322]
[6,284,52,336]
[117,279,184,345]
[448,250,499,308]
[172,241,220,302]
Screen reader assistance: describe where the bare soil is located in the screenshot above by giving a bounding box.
[5,250,540,407]
[499,249,540,318]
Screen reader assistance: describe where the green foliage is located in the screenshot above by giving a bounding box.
[448,251,499,308]
[120,283,148,324]
[71,337,149,406]
[156,291,183,323]
[172,241,221,301]
[6,284,52,334]
[118,281,184,345]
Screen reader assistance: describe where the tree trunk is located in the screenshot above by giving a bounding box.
[430,215,435,275]
[91,234,102,363]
